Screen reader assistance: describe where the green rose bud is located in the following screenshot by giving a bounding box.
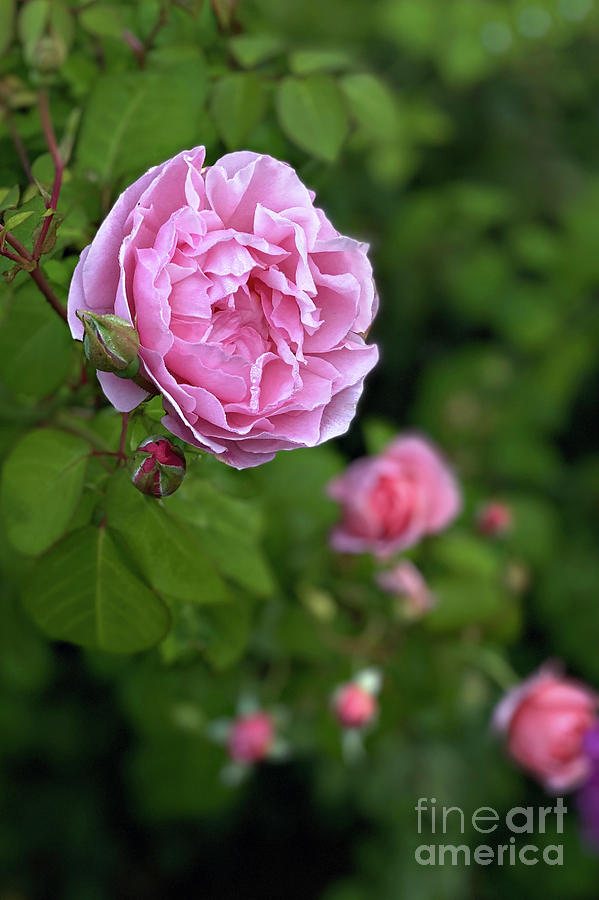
[76,310,140,379]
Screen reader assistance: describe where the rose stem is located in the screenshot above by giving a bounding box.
[33,88,64,261]
[0,91,68,324]
[118,413,130,460]
[2,233,68,323]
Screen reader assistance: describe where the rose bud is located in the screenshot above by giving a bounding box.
[476,501,512,537]
[129,435,186,498]
[76,310,140,379]
[376,560,435,619]
[227,712,275,764]
[493,664,599,793]
[327,435,461,557]
[333,683,377,729]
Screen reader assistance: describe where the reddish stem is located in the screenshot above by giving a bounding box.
[33,90,64,261]
[0,246,27,266]
[29,265,68,322]
[4,232,32,259]
[118,412,130,460]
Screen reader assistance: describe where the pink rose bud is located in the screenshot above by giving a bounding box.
[228,712,275,763]
[333,682,378,729]
[67,148,378,469]
[493,665,599,793]
[477,501,513,536]
[129,435,186,498]
[76,310,140,379]
[327,435,461,557]
[376,561,435,618]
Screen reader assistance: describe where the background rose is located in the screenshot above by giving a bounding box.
[493,666,599,793]
[327,435,461,556]
[67,147,378,469]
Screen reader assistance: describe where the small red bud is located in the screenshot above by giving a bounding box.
[129,435,186,498]
[333,683,377,729]
[228,712,275,763]
[477,501,513,537]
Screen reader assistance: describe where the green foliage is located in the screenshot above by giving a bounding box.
[77,61,208,183]
[0,282,73,398]
[105,469,230,605]
[210,73,266,149]
[23,525,170,652]
[1,428,89,555]
[276,75,348,162]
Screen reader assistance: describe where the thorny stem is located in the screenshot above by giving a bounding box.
[0,246,27,266]
[0,93,68,324]
[33,89,64,260]
[29,265,68,322]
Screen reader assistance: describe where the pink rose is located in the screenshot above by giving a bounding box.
[68,147,378,469]
[493,665,599,793]
[228,712,275,763]
[327,435,461,556]
[333,683,378,729]
[376,560,435,617]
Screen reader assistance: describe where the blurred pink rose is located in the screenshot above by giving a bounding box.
[327,435,461,556]
[376,560,435,617]
[493,665,598,793]
[333,683,377,729]
[67,147,378,469]
[228,712,274,763]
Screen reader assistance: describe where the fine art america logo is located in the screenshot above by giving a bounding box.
[414,797,567,866]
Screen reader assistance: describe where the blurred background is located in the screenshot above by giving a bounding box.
[1,0,599,897]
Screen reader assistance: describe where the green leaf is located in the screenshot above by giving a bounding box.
[425,579,503,631]
[76,61,207,183]
[105,470,230,605]
[0,185,20,213]
[165,476,275,596]
[78,3,124,38]
[430,531,502,580]
[0,282,72,399]
[228,34,284,68]
[1,429,89,555]
[276,75,348,162]
[0,0,15,56]
[17,0,49,52]
[3,210,35,231]
[288,48,353,75]
[210,73,266,149]
[340,73,401,141]
[22,526,170,653]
